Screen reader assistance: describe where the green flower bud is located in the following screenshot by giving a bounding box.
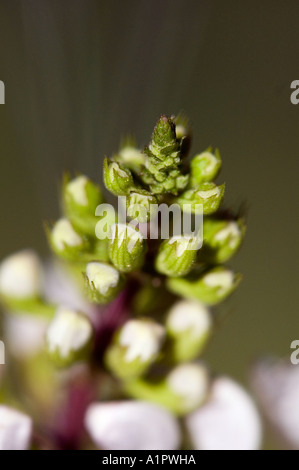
[46,307,94,367]
[91,239,110,263]
[64,175,103,214]
[103,158,134,196]
[177,182,225,215]
[114,137,146,173]
[155,235,201,277]
[84,261,123,304]
[125,363,210,416]
[166,300,212,362]
[126,190,158,223]
[132,281,164,315]
[202,218,246,263]
[105,319,165,380]
[95,204,118,241]
[49,218,88,260]
[167,267,242,305]
[190,149,221,186]
[108,224,146,273]
[63,175,103,236]
[141,115,189,195]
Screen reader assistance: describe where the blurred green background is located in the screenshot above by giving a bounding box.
[0,0,298,397]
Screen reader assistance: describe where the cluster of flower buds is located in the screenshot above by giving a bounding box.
[0,115,256,450]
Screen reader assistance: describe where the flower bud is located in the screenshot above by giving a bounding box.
[174,113,190,141]
[85,401,180,450]
[174,113,191,158]
[202,218,246,263]
[155,235,201,277]
[177,182,225,215]
[103,158,134,196]
[108,224,146,273]
[0,250,42,301]
[141,115,189,195]
[126,190,158,223]
[105,319,165,379]
[49,218,88,260]
[95,204,118,241]
[190,149,221,186]
[125,363,209,416]
[84,261,122,303]
[64,174,103,215]
[114,138,146,173]
[0,406,32,450]
[166,300,212,361]
[63,174,103,236]
[167,267,242,305]
[46,307,94,367]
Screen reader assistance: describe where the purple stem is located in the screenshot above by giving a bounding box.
[50,282,138,449]
[53,373,96,450]
[93,283,137,362]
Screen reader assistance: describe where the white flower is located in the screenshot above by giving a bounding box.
[46,307,93,364]
[0,406,32,450]
[251,358,299,449]
[186,377,262,450]
[66,175,89,206]
[168,235,201,257]
[43,260,96,318]
[0,250,42,299]
[86,262,119,296]
[119,320,165,363]
[203,269,234,294]
[3,313,49,358]
[167,363,209,411]
[214,222,241,249]
[85,401,181,450]
[51,218,83,251]
[166,300,211,339]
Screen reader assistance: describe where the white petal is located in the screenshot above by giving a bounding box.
[43,260,96,318]
[46,307,93,359]
[203,270,234,294]
[3,313,49,358]
[251,359,299,449]
[85,401,181,450]
[166,300,211,338]
[86,262,119,295]
[0,250,42,299]
[0,406,32,450]
[51,218,83,250]
[119,320,165,362]
[66,175,89,206]
[167,363,209,410]
[186,377,262,450]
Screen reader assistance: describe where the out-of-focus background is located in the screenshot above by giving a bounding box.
[0,0,298,436]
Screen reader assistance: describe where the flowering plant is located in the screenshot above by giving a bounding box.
[0,115,261,450]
